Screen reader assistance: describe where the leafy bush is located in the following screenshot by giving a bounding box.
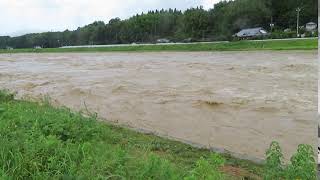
[269,30,297,39]
[264,141,284,179]
[286,144,317,180]
[0,90,14,102]
[185,153,225,180]
[264,142,317,180]
[304,31,318,37]
[137,154,178,180]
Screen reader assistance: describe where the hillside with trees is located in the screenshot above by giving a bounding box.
[0,0,317,49]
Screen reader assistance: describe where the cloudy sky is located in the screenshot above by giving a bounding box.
[0,0,220,36]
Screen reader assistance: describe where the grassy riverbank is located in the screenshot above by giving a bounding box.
[0,39,317,54]
[0,90,263,179]
[0,90,316,179]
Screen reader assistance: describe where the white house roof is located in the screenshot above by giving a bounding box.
[236,27,268,37]
[305,22,317,31]
[306,22,317,25]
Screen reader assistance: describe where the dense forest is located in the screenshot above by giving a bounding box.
[0,0,317,49]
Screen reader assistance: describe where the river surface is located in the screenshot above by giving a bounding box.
[0,51,317,162]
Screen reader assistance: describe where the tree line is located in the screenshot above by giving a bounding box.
[0,0,317,49]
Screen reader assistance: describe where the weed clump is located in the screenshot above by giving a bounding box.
[265,141,285,179]
[264,142,316,180]
[286,144,317,179]
[0,90,14,102]
[185,153,225,180]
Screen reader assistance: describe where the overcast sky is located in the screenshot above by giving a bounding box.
[0,0,220,36]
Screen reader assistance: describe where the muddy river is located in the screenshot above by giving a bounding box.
[0,51,317,162]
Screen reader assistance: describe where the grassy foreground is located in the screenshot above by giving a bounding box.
[0,39,317,53]
[0,91,263,179]
[0,90,317,179]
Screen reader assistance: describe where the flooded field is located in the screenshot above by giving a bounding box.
[0,51,317,162]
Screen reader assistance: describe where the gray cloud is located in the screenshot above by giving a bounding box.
[0,0,220,36]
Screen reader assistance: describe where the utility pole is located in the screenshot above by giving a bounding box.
[296,7,301,37]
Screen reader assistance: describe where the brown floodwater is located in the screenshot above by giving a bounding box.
[0,51,317,162]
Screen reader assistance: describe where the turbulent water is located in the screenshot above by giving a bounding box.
[0,51,317,162]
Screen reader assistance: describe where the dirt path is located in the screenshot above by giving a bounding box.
[0,51,317,162]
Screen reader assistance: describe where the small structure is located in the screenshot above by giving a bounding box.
[156,38,170,43]
[235,27,268,38]
[284,28,291,33]
[34,46,42,49]
[6,46,13,50]
[182,38,194,43]
[305,22,317,32]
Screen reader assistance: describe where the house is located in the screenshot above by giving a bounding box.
[156,38,170,43]
[284,28,291,33]
[182,38,194,43]
[34,46,42,49]
[235,27,268,38]
[305,22,317,32]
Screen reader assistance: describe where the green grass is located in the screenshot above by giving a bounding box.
[0,90,263,179]
[0,39,317,54]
